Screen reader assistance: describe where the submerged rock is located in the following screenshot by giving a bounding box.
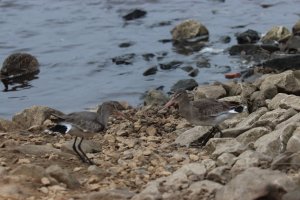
[122,9,147,21]
[236,29,260,44]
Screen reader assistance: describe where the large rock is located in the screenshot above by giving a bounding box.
[236,107,268,128]
[286,127,300,153]
[275,113,300,130]
[254,123,299,157]
[205,138,247,159]
[230,150,272,175]
[259,108,297,125]
[187,180,222,199]
[271,152,300,170]
[269,93,300,111]
[207,166,231,184]
[46,165,80,189]
[194,84,226,99]
[171,19,209,41]
[175,126,212,146]
[0,53,39,78]
[215,167,296,200]
[236,127,271,145]
[261,26,290,44]
[258,70,300,94]
[12,105,63,129]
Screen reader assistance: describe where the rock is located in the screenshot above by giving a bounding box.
[171,19,209,41]
[181,66,194,72]
[0,118,21,132]
[188,68,199,77]
[88,189,135,200]
[12,144,68,157]
[236,29,260,44]
[167,163,207,183]
[119,42,134,48]
[260,80,278,99]
[10,164,46,181]
[187,180,223,199]
[230,150,272,175]
[219,35,231,43]
[61,139,101,155]
[229,44,266,56]
[283,189,300,200]
[122,9,146,21]
[205,138,247,159]
[0,183,28,199]
[112,53,135,65]
[215,167,296,200]
[292,20,300,35]
[269,93,300,111]
[259,108,297,125]
[131,178,164,200]
[194,84,226,99]
[207,166,231,184]
[216,153,236,167]
[262,55,300,71]
[12,105,63,129]
[170,78,198,92]
[286,127,300,153]
[261,26,290,44]
[284,35,300,53]
[271,152,300,170]
[254,123,298,157]
[87,165,111,179]
[174,126,212,146]
[275,113,300,130]
[143,66,157,76]
[236,107,268,128]
[236,127,271,145]
[159,61,183,70]
[0,53,39,78]
[249,91,267,112]
[143,89,168,106]
[222,125,253,138]
[46,165,80,189]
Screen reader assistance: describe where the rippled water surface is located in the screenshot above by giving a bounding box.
[1,0,300,118]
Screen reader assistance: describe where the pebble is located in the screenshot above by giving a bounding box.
[189,154,200,161]
[39,187,49,194]
[17,158,31,164]
[41,177,51,185]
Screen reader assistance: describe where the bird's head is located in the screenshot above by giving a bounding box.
[164,89,189,108]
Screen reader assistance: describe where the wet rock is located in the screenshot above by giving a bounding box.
[88,189,135,200]
[236,29,260,44]
[262,55,300,71]
[286,127,300,153]
[181,66,194,72]
[175,126,212,146]
[171,19,209,41]
[269,93,300,111]
[188,68,199,77]
[207,166,231,184]
[194,84,226,99]
[0,53,39,78]
[261,26,290,44]
[216,152,236,167]
[236,127,271,145]
[10,164,46,181]
[159,60,183,70]
[168,163,207,183]
[46,165,80,189]
[0,118,21,132]
[143,89,168,106]
[61,139,101,154]
[229,44,266,56]
[196,57,210,68]
[205,138,247,159]
[219,35,231,43]
[143,66,157,76]
[230,150,272,175]
[254,123,298,157]
[12,105,63,129]
[118,42,134,48]
[142,53,155,61]
[122,9,146,21]
[170,78,198,92]
[112,53,135,65]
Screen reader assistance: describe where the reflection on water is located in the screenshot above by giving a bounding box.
[1,71,39,92]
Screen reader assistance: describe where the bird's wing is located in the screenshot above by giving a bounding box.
[192,99,230,116]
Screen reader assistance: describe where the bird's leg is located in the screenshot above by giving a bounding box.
[72,137,86,163]
[214,126,223,138]
[77,137,95,165]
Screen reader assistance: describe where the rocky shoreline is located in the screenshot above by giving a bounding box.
[1,68,300,199]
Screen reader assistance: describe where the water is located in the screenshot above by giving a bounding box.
[1,0,299,118]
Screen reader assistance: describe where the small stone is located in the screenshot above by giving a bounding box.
[39,187,49,194]
[48,185,66,192]
[17,158,31,164]
[41,177,51,185]
[73,167,82,172]
[189,154,199,161]
[146,126,157,135]
[143,150,152,156]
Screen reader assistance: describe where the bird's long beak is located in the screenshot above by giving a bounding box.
[159,97,176,112]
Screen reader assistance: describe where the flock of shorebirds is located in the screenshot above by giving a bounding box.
[47,89,247,165]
